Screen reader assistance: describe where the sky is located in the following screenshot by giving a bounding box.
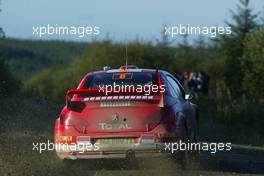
[0,0,263,42]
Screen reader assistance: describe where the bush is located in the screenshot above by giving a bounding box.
[241,28,264,98]
[0,59,20,96]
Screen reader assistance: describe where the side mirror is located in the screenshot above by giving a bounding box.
[185,94,193,100]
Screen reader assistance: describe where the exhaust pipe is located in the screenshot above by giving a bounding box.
[126,150,135,159]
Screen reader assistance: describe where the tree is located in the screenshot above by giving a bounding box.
[0,59,19,96]
[0,0,5,39]
[220,0,259,97]
[175,34,194,72]
[261,7,264,26]
[155,25,174,71]
[156,24,172,47]
[241,28,264,98]
[0,28,5,38]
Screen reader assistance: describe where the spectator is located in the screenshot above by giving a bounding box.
[196,72,204,92]
[187,72,198,96]
[201,71,210,94]
[177,70,209,96]
[181,71,189,91]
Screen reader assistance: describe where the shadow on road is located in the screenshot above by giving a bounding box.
[58,148,264,175]
[200,148,264,175]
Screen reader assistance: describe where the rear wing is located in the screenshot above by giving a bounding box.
[66,87,164,110]
[66,88,162,101]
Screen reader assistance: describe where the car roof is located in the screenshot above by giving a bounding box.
[87,68,165,76]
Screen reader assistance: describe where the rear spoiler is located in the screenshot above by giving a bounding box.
[66,88,96,107]
[66,88,164,108]
[66,88,163,96]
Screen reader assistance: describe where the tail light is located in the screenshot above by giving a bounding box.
[146,123,158,131]
[66,89,89,113]
[60,111,88,133]
[59,107,67,125]
[67,101,86,113]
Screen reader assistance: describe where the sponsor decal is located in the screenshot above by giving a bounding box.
[99,123,132,130]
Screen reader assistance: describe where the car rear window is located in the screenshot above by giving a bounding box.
[82,72,158,88]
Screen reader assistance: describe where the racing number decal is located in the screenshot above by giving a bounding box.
[112,73,133,80]
[119,73,126,79]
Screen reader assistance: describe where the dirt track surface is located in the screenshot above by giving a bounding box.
[1,131,264,176]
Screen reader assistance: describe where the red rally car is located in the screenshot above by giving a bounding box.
[54,66,199,159]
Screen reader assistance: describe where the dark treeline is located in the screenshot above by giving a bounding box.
[0,39,87,80]
[0,0,264,144]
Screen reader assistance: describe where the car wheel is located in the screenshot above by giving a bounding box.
[181,125,200,170]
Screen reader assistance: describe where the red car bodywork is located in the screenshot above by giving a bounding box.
[54,67,198,159]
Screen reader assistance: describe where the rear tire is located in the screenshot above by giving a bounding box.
[181,125,200,170]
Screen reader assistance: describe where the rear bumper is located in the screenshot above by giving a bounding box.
[54,118,185,159]
[55,142,169,159]
[57,150,164,159]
